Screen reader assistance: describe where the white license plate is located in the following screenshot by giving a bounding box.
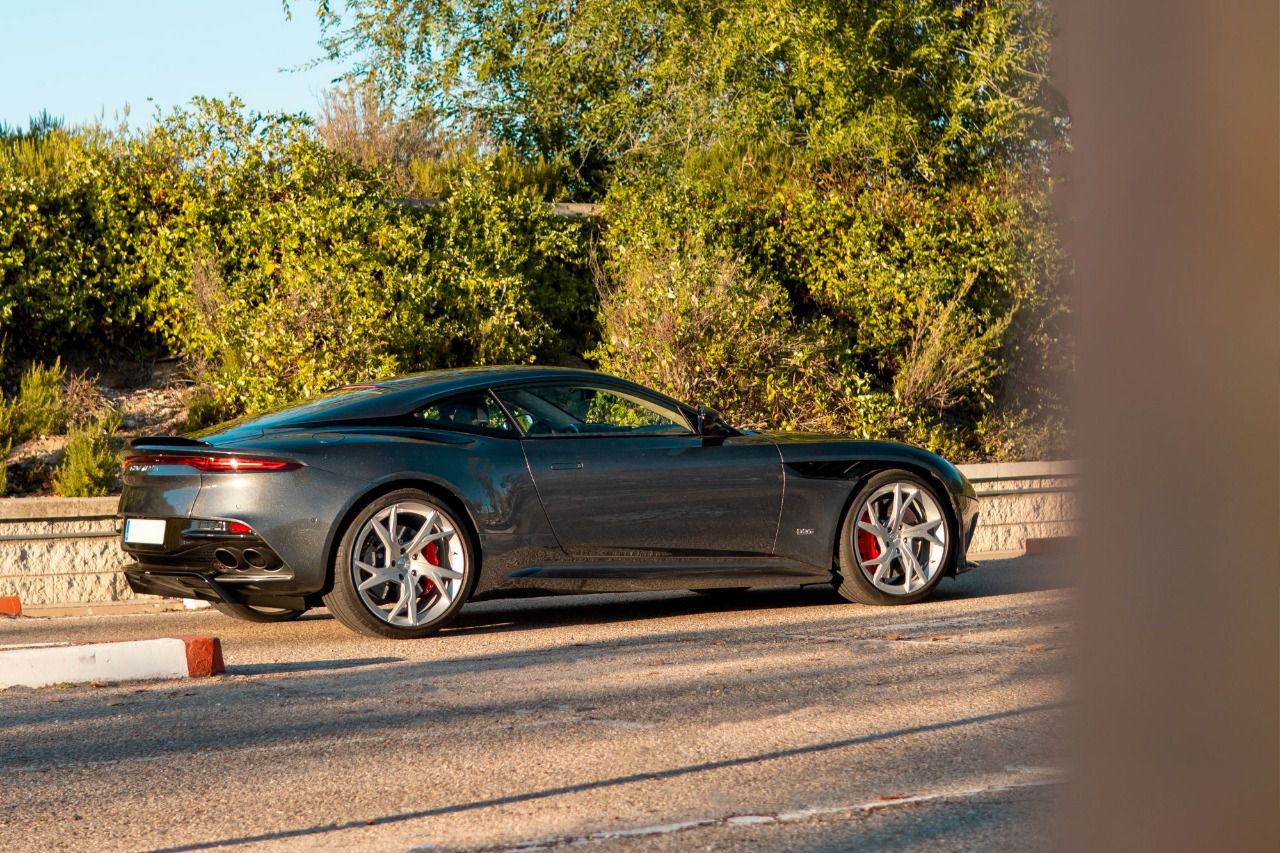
[123,518,167,545]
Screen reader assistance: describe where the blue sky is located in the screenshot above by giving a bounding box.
[0,1,343,128]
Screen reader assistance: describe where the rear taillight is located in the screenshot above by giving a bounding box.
[182,456,299,472]
[124,453,301,473]
[187,519,255,535]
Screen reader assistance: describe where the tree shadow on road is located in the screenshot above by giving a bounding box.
[230,657,403,676]
[444,554,1070,635]
[140,701,1064,853]
[275,555,1071,639]
[933,554,1073,602]
[443,585,840,637]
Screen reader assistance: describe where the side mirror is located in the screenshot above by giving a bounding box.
[695,405,734,437]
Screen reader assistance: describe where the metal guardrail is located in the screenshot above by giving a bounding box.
[0,513,119,543]
[0,530,119,542]
[0,514,117,524]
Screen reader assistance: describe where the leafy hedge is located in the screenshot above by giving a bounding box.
[596,156,1069,457]
[0,130,155,358]
[1,0,1073,461]
[0,100,595,425]
[302,0,1072,459]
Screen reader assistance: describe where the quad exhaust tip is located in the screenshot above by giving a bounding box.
[213,548,241,569]
[212,546,281,572]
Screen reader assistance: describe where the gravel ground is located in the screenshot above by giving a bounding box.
[0,554,1071,852]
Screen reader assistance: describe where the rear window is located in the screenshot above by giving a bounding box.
[416,392,517,437]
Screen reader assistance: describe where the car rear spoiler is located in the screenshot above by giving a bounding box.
[128,435,211,448]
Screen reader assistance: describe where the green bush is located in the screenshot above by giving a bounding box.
[52,410,122,497]
[0,399,15,447]
[1,359,69,443]
[127,100,592,422]
[311,0,1071,461]
[0,127,157,361]
[389,161,594,369]
[182,259,400,423]
[594,236,856,432]
[1,3,1074,468]
[597,148,1066,460]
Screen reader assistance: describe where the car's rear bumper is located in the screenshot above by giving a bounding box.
[119,517,317,609]
[123,566,312,611]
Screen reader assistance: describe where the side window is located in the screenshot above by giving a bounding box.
[494,384,693,436]
[416,392,516,436]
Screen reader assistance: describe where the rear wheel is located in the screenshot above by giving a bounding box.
[211,602,307,623]
[835,470,953,606]
[323,489,476,639]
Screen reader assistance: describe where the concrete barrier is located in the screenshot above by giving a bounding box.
[0,635,224,688]
[0,497,139,612]
[0,462,1077,610]
[957,461,1078,555]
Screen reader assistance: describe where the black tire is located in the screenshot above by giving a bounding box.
[210,602,307,623]
[834,469,954,606]
[322,488,477,639]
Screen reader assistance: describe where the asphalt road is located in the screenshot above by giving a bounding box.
[0,554,1071,852]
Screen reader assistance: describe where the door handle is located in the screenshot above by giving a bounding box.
[548,462,583,470]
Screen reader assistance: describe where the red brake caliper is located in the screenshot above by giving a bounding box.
[419,542,440,595]
[857,509,881,575]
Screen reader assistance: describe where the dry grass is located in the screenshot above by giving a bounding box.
[315,78,440,192]
[894,271,1014,412]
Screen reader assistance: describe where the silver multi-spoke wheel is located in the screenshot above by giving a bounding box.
[852,480,948,597]
[350,500,467,628]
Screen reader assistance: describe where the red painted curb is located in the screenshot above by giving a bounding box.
[180,636,225,677]
[1025,537,1078,555]
[0,596,21,617]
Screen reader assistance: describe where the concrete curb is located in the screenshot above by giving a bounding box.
[0,635,224,689]
[22,600,187,618]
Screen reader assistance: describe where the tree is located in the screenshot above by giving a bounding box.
[308,1,1065,189]
[303,0,1071,460]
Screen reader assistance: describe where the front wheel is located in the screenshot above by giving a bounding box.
[323,489,476,639]
[834,470,953,606]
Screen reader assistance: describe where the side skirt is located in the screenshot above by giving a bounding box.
[495,558,834,594]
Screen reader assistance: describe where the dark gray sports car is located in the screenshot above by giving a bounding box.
[119,367,979,638]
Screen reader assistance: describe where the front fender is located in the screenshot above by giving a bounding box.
[767,436,976,573]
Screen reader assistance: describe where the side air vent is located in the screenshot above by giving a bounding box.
[785,460,861,479]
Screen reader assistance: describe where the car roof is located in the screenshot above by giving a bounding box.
[374,365,684,410]
[377,365,613,394]
[192,366,683,440]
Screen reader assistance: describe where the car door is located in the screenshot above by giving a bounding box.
[493,381,783,558]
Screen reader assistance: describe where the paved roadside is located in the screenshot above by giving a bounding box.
[0,554,1072,851]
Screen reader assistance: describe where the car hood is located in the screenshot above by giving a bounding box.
[759,432,916,454]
